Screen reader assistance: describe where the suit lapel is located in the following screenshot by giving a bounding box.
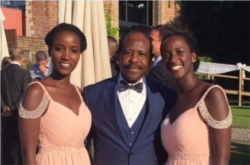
[104,77,130,148]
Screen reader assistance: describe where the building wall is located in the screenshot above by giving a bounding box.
[12,1,181,58]
[2,7,23,36]
[107,1,182,31]
[25,1,58,37]
[152,1,182,30]
[17,36,48,61]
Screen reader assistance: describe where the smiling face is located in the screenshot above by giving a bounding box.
[118,32,151,84]
[50,30,81,76]
[161,36,196,80]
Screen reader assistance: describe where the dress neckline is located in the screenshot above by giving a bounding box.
[29,81,83,116]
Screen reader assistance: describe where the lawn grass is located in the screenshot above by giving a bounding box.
[231,106,250,129]
[230,106,250,164]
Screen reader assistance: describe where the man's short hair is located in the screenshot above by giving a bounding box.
[35,51,47,62]
[10,49,28,61]
[9,47,22,56]
[152,25,176,41]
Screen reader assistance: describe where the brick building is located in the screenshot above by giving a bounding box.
[105,1,182,38]
[2,0,181,59]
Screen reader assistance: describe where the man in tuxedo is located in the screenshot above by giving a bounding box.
[148,25,179,92]
[83,31,177,165]
[1,49,32,165]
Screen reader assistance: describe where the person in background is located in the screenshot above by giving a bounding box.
[83,31,177,165]
[160,32,231,165]
[19,23,91,165]
[148,24,179,92]
[9,47,22,59]
[1,57,11,69]
[1,49,32,165]
[29,51,49,80]
[0,57,11,135]
[108,36,119,76]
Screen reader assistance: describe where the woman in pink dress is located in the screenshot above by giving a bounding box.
[160,32,232,165]
[19,23,91,165]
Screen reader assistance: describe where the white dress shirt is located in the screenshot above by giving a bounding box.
[152,55,162,68]
[117,73,147,128]
[11,61,21,66]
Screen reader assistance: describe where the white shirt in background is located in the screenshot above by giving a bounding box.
[11,61,21,66]
[152,55,162,68]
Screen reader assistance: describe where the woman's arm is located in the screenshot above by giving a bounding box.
[19,83,48,165]
[204,87,231,165]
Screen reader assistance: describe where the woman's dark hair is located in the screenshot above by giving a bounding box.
[45,23,87,54]
[160,32,200,71]
[117,31,154,62]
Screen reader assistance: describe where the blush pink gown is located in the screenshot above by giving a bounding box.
[19,81,91,165]
[161,85,232,165]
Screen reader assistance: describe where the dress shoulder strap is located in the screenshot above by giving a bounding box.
[74,85,83,103]
[195,85,220,107]
[28,81,52,99]
[19,81,50,119]
[196,85,232,129]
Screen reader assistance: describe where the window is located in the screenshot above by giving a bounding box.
[0,1,26,10]
[0,1,11,6]
[119,1,152,26]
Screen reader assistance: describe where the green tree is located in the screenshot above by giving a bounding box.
[104,4,119,37]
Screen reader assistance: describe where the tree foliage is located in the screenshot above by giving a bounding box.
[104,4,119,37]
[179,1,249,65]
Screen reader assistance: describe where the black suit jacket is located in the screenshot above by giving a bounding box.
[148,60,179,92]
[1,64,32,118]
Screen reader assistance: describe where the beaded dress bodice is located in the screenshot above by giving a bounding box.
[19,81,91,165]
[161,85,232,165]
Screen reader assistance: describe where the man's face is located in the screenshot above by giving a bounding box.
[37,60,48,73]
[150,30,161,57]
[118,32,150,84]
[37,60,48,67]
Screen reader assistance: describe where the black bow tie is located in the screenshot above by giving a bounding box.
[119,80,143,93]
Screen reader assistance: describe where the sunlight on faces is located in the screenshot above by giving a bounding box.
[118,33,151,84]
[51,30,81,76]
[161,36,196,80]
